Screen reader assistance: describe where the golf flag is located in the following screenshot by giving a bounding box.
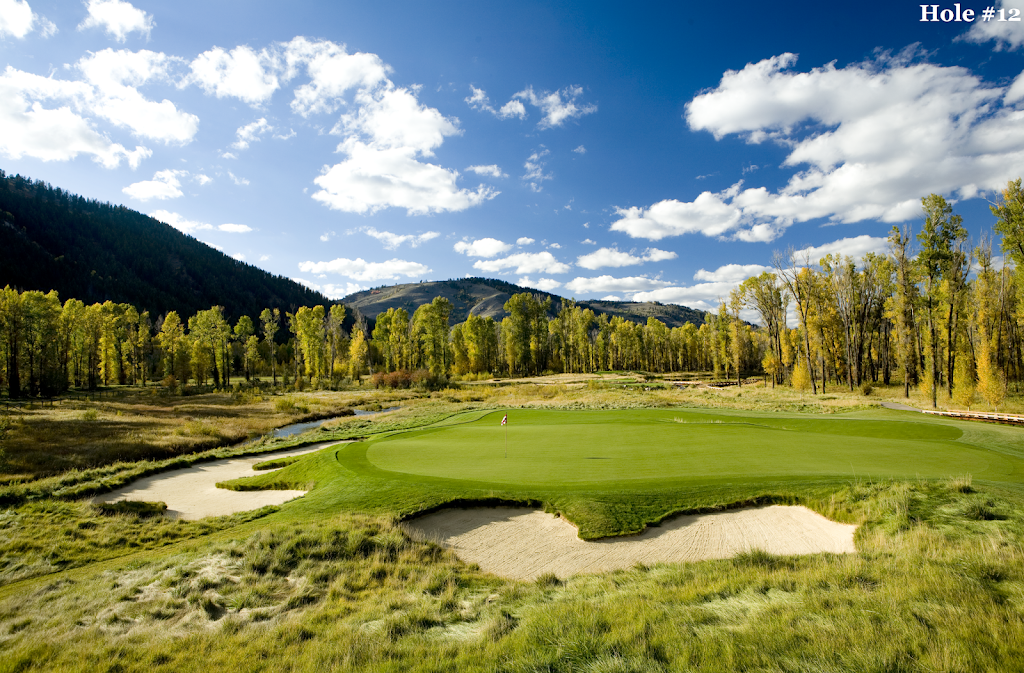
[501,414,507,426]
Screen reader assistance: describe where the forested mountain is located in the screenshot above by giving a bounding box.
[344,277,709,328]
[0,171,330,322]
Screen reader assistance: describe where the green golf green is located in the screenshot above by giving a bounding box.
[363,408,1023,487]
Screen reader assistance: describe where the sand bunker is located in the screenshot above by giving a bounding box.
[405,506,856,580]
[93,441,342,520]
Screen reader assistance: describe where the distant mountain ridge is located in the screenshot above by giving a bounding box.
[0,171,332,322]
[343,278,709,328]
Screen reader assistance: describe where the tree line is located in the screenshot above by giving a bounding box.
[1,183,1022,408]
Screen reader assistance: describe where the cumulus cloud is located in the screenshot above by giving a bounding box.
[313,81,497,214]
[218,223,252,233]
[189,45,281,105]
[792,235,890,264]
[150,209,212,233]
[78,0,152,42]
[454,237,512,257]
[473,251,570,275]
[576,247,678,270]
[76,49,198,143]
[0,48,199,167]
[498,99,527,120]
[123,169,185,200]
[517,276,562,292]
[563,275,671,296]
[195,173,212,185]
[517,237,535,246]
[504,85,597,128]
[362,226,439,249]
[626,51,1024,241]
[292,277,365,300]
[961,0,1024,50]
[297,257,431,282]
[0,0,38,38]
[523,148,552,191]
[631,263,773,311]
[0,67,152,167]
[285,36,390,116]
[233,118,271,150]
[573,145,586,154]
[232,252,245,261]
[465,85,495,114]
[466,164,506,178]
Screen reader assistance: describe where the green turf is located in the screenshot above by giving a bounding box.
[221,406,1024,539]
[363,408,1017,486]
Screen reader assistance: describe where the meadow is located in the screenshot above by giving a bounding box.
[1,378,1023,671]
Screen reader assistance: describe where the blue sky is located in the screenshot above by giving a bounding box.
[1,0,1023,313]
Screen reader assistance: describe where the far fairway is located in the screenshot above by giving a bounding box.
[364,408,1022,488]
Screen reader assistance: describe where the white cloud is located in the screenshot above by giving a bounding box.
[523,149,552,191]
[631,263,773,310]
[454,237,512,257]
[201,241,223,251]
[195,174,212,185]
[507,85,597,128]
[577,247,678,270]
[573,145,586,154]
[498,99,526,120]
[465,85,495,114]
[78,0,153,42]
[189,45,281,105]
[314,82,497,214]
[564,275,671,296]
[228,171,249,186]
[0,0,34,38]
[610,188,747,241]
[961,0,1024,50]
[232,252,245,261]
[581,238,596,245]
[0,69,152,167]
[297,257,431,282]
[220,151,236,159]
[150,209,212,233]
[792,235,890,264]
[313,141,497,214]
[466,164,506,178]
[233,118,272,150]
[76,49,198,144]
[363,227,439,249]
[123,169,185,200]
[517,276,562,292]
[651,51,1024,238]
[600,295,621,301]
[219,223,252,233]
[259,254,270,262]
[285,36,390,116]
[274,128,296,140]
[548,242,561,249]
[319,231,335,242]
[473,251,570,275]
[517,237,535,246]
[291,277,365,300]
[692,264,773,283]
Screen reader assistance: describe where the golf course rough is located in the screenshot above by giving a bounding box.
[361,408,1017,488]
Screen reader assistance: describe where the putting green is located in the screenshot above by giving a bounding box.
[362,408,1023,487]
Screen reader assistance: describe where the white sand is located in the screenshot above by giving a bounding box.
[92,441,343,520]
[404,506,857,580]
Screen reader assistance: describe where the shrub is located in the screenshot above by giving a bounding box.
[859,381,873,396]
[96,500,168,517]
[274,397,295,412]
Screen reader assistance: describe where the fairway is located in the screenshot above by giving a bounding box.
[364,408,1022,487]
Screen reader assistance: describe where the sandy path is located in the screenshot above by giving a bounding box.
[405,506,857,580]
[93,441,342,520]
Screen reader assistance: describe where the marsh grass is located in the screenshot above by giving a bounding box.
[1,479,1023,672]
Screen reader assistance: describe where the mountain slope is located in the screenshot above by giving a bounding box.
[344,278,709,328]
[0,171,331,321]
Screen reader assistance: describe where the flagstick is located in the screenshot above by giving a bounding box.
[504,424,507,459]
